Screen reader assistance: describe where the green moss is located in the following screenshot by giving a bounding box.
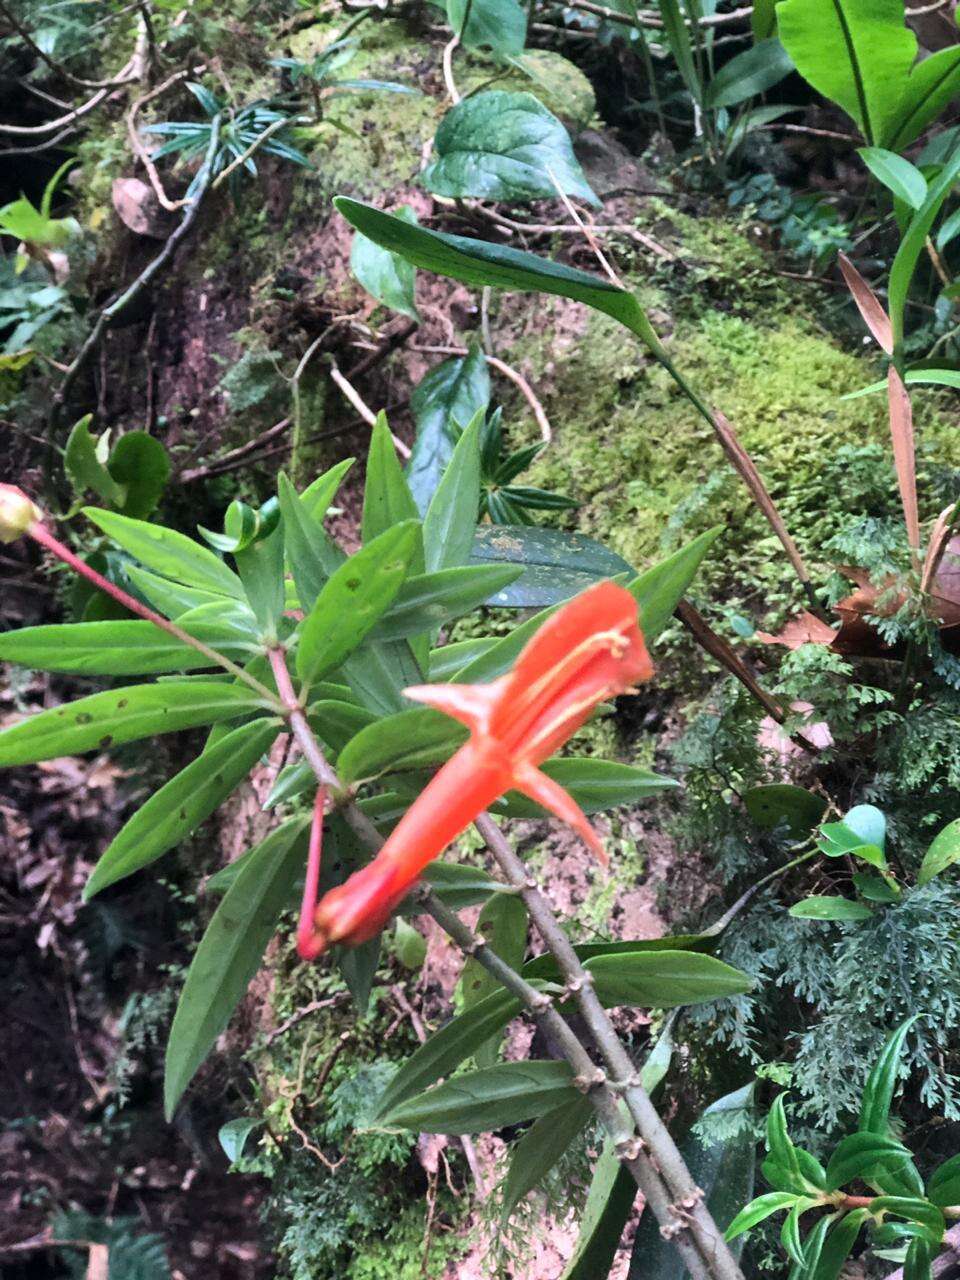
[458,49,597,127]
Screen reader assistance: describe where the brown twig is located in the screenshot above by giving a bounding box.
[675,599,789,726]
[126,67,202,212]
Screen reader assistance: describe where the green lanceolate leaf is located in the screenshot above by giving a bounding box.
[277,470,344,610]
[350,203,420,320]
[371,564,522,640]
[296,520,420,686]
[84,718,281,898]
[164,815,310,1118]
[420,861,506,910]
[765,1095,807,1193]
[447,0,527,56]
[918,818,960,886]
[781,1197,822,1264]
[904,1236,934,1280]
[0,618,254,676]
[889,140,960,347]
[859,1017,918,1135]
[0,682,267,766]
[563,1138,636,1279]
[408,347,489,515]
[724,1192,802,1241]
[824,1132,912,1190]
[584,949,752,1008]
[706,38,794,109]
[470,524,634,608]
[889,45,960,151]
[775,0,917,146]
[858,148,927,209]
[497,758,678,819]
[870,1198,944,1239]
[460,892,528,1067]
[422,91,598,205]
[337,707,467,782]
[629,527,722,641]
[789,897,874,921]
[423,409,484,574]
[744,784,828,838]
[362,415,420,544]
[659,0,700,104]
[84,508,244,599]
[374,983,548,1119]
[502,1094,594,1222]
[333,197,671,364]
[811,1209,871,1280]
[378,1060,578,1134]
[927,1152,960,1207]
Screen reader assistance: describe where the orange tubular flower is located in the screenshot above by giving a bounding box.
[299,580,654,958]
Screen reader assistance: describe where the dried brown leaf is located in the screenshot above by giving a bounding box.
[755,611,838,649]
[887,367,920,551]
[838,252,894,354]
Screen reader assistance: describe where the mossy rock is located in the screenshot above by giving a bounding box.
[459,49,597,128]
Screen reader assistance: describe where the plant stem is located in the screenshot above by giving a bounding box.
[267,644,734,1280]
[473,812,746,1280]
[28,520,283,708]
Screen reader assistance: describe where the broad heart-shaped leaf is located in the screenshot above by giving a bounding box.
[858,1017,917,1136]
[408,348,489,515]
[84,718,281,899]
[362,414,420,545]
[858,148,927,210]
[423,408,483,573]
[84,507,244,600]
[889,45,960,151]
[296,520,420,687]
[459,892,528,1068]
[65,415,125,506]
[583,950,752,1008]
[108,431,170,518]
[447,0,527,56]
[0,682,266,767]
[789,896,874,921]
[0,618,255,676]
[775,0,917,146]
[631,1083,757,1277]
[422,91,598,206]
[164,815,310,1119]
[502,1094,594,1223]
[370,564,522,640]
[824,1132,912,1191]
[377,1060,578,1134]
[497,758,678,818]
[373,982,549,1120]
[744,784,827,837]
[334,198,670,365]
[918,817,960,886]
[350,203,420,320]
[470,524,634,608]
[705,38,794,109]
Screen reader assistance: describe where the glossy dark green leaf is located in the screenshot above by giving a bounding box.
[764,1095,808,1194]
[379,1060,578,1134]
[859,1017,917,1136]
[470,523,634,607]
[584,949,752,1008]
[852,872,901,903]
[164,815,310,1118]
[84,507,244,600]
[497,758,678,819]
[408,348,489,515]
[423,409,483,573]
[811,1209,871,1280]
[296,520,420,685]
[629,527,722,642]
[339,937,381,1014]
[824,1132,911,1191]
[0,681,266,766]
[422,91,597,206]
[781,1197,820,1265]
[420,860,507,910]
[744,784,828,838]
[0,618,252,676]
[350,203,420,320]
[789,897,874,921]
[371,564,522,640]
[927,1152,960,1207]
[85,717,280,898]
[65,415,124,505]
[337,707,467,783]
[724,1192,801,1241]
[108,431,170,518]
[563,1141,636,1279]
[904,1236,934,1280]
[502,1094,594,1223]
[890,46,960,150]
[460,892,528,1068]
[706,38,794,109]
[871,1198,944,1238]
[374,983,548,1119]
[447,0,526,55]
[918,818,960,886]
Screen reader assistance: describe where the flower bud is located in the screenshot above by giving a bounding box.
[0,484,41,543]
